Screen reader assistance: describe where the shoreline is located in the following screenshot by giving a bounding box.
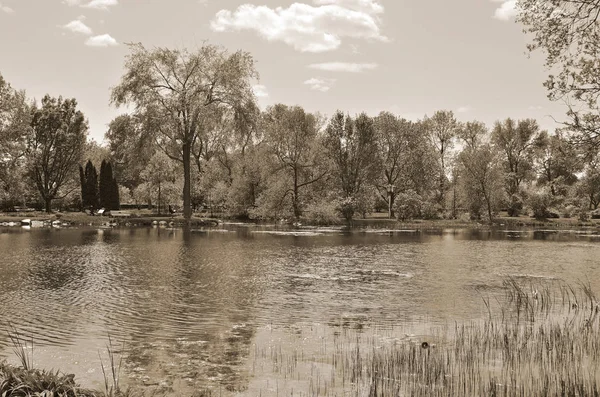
[1,211,600,231]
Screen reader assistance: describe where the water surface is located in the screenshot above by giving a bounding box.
[1,225,599,394]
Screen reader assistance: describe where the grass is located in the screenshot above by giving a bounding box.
[4,279,600,396]
[246,278,600,396]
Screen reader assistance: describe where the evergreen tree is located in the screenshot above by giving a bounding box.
[99,160,110,208]
[111,177,120,210]
[79,165,85,210]
[99,160,121,210]
[81,160,98,210]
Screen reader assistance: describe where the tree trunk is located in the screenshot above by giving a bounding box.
[293,167,300,220]
[183,141,192,222]
[45,197,52,213]
[158,181,162,215]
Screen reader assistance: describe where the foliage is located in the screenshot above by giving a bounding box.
[457,144,505,222]
[0,363,98,397]
[105,114,154,190]
[111,43,258,221]
[423,110,459,209]
[27,95,87,212]
[99,160,120,210]
[0,74,30,205]
[517,0,600,156]
[528,189,558,219]
[261,104,328,219]
[393,190,423,221]
[324,112,380,221]
[80,160,99,211]
[303,198,341,225]
[137,152,181,213]
[491,118,539,216]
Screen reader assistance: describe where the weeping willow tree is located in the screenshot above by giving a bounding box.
[111,43,258,221]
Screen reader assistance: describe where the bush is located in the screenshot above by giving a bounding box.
[304,199,341,225]
[559,205,577,218]
[393,190,423,221]
[528,191,555,219]
[336,196,358,222]
[422,202,442,220]
[507,194,524,217]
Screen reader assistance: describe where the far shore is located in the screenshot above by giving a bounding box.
[1,210,600,230]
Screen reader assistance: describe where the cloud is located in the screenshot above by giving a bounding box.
[312,0,383,15]
[253,84,269,98]
[63,0,118,10]
[0,2,14,13]
[62,19,93,35]
[304,77,336,92]
[308,62,378,72]
[457,105,473,113]
[211,1,387,53]
[85,33,118,47]
[493,0,517,21]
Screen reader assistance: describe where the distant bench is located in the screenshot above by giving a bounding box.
[108,210,132,218]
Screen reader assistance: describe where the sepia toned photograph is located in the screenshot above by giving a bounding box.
[1,0,600,395]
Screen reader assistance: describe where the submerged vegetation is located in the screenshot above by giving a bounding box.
[4,279,600,396]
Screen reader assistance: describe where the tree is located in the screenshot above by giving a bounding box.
[138,151,181,214]
[457,123,505,222]
[105,114,155,190]
[0,74,30,206]
[27,95,87,212]
[111,43,258,222]
[373,112,411,217]
[80,160,99,211]
[424,110,459,211]
[324,111,379,221]
[491,118,539,216]
[517,0,600,155]
[532,130,580,196]
[261,104,327,219]
[99,160,120,210]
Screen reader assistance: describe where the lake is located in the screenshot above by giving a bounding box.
[1,225,600,395]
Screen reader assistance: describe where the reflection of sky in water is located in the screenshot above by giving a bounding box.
[0,226,599,393]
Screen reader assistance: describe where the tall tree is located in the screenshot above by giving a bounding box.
[491,118,539,216]
[456,122,505,222]
[517,0,600,156]
[138,151,180,214]
[424,110,459,211]
[80,160,99,211]
[0,74,30,205]
[262,104,327,219]
[373,112,408,217]
[105,114,155,190]
[27,95,87,212]
[111,43,258,222]
[99,160,120,210]
[324,111,379,221]
[533,130,581,196]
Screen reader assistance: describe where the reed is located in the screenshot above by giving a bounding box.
[247,279,600,396]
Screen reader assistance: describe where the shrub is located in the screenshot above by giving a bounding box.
[528,191,555,219]
[336,196,358,222]
[304,199,341,225]
[393,190,423,221]
[507,194,524,217]
[421,202,442,220]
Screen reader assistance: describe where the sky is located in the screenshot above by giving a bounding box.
[0,0,566,143]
